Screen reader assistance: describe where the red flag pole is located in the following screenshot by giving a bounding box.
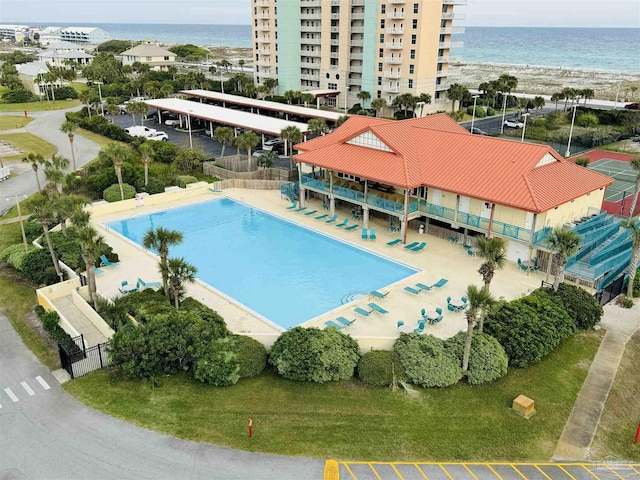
[635,422,640,444]
[248,418,253,438]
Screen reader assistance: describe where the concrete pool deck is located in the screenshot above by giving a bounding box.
[89,186,548,350]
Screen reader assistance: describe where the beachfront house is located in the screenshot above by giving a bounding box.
[37,41,94,68]
[119,44,177,71]
[294,114,614,269]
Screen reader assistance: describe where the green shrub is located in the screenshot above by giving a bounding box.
[532,284,603,329]
[615,294,634,308]
[484,295,576,368]
[34,306,74,344]
[393,333,463,388]
[486,106,496,116]
[2,88,39,103]
[232,335,267,378]
[0,244,35,268]
[269,327,360,383]
[444,332,508,385]
[20,249,58,285]
[633,270,640,297]
[357,350,405,387]
[52,86,78,100]
[474,106,486,118]
[576,113,599,127]
[575,156,590,167]
[134,176,165,194]
[23,219,43,242]
[175,175,198,188]
[103,183,136,202]
[193,337,240,386]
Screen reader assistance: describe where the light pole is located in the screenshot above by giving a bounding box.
[565,105,578,157]
[220,71,224,94]
[96,81,104,116]
[187,109,193,149]
[614,80,622,110]
[520,113,530,142]
[500,91,508,134]
[470,94,479,133]
[6,195,28,250]
[344,85,350,114]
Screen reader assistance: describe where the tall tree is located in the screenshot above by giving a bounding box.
[100,142,132,201]
[43,155,69,193]
[417,92,432,117]
[280,125,303,167]
[59,120,79,171]
[357,90,371,109]
[626,157,640,217]
[562,87,576,111]
[143,227,184,297]
[238,59,245,72]
[76,225,101,309]
[77,89,92,118]
[128,101,150,126]
[301,92,315,108]
[446,83,467,113]
[214,126,234,159]
[138,142,154,187]
[234,132,260,172]
[551,92,563,112]
[166,257,198,309]
[546,228,581,291]
[52,193,83,236]
[462,285,494,372]
[263,77,278,96]
[371,98,387,117]
[25,193,62,282]
[307,118,328,137]
[474,236,507,331]
[22,152,45,192]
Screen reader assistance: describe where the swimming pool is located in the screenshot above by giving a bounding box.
[106,198,417,329]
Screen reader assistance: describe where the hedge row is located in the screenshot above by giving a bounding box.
[66,111,134,143]
[0,243,59,285]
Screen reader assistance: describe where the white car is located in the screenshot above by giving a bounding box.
[165,119,180,127]
[503,119,525,129]
[125,126,157,138]
[146,131,169,141]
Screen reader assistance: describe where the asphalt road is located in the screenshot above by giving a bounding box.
[460,106,557,135]
[0,313,323,480]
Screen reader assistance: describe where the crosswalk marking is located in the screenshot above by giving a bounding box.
[35,376,50,390]
[21,381,35,396]
[4,387,19,403]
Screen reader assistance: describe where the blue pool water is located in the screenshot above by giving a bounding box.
[106,198,417,329]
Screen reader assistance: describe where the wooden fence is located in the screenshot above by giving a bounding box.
[212,154,258,173]
[204,162,297,182]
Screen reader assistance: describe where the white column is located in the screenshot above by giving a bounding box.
[329,196,336,217]
[400,217,406,239]
[363,207,370,229]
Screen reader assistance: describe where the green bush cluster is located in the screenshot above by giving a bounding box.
[486,106,496,116]
[269,327,361,383]
[2,88,40,103]
[466,106,486,118]
[134,177,165,194]
[484,294,575,368]
[357,350,405,386]
[232,335,267,378]
[444,332,508,385]
[103,183,136,202]
[0,244,35,270]
[531,283,603,330]
[577,113,599,127]
[193,337,241,386]
[175,175,198,188]
[34,305,75,345]
[52,86,78,100]
[65,111,134,143]
[393,333,463,388]
[0,244,58,285]
[48,229,118,271]
[23,218,44,242]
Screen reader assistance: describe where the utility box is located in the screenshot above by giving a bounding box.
[513,395,535,419]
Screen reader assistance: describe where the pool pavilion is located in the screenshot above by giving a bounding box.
[293,114,614,265]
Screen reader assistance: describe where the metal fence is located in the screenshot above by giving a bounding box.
[58,334,111,379]
[594,273,626,306]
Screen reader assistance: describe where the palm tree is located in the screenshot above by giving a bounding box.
[546,227,581,291]
[626,156,640,217]
[77,90,92,118]
[263,77,278,96]
[283,90,296,105]
[551,92,563,112]
[447,84,467,113]
[621,217,640,298]
[100,142,132,201]
[25,193,62,282]
[166,257,198,308]
[417,93,432,117]
[580,88,595,106]
[43,155,69,193]
[238,59,245,72]
[371,98,387,117]
[105,103,120,119]
[474,236,507,331]
[76,225,102,309]
[234,132,260,172]
[128,101,150,126]
[214,126,234,159]
[301,92,315,108]
[59,120,78,171]
[22,153,45,192]
[307,118,328,137]
[52,193,83,236]
[357,90,371,109]
[142,227,184,297]
[562,87,576,111]
[462,285,494,372]
[138,142,154,187]
[280,125,303,167]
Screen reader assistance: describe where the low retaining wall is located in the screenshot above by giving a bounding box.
[71,289,115,339]
[36,279,81,339]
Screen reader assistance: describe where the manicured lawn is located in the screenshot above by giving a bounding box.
[591,331,640,461]
[0,132,58,160]
[0,99,81,112]
[0,223,59,370]
[77,128,121,148]
[71,82,89,93]
[0,115,33,130]
[64,331,602,461]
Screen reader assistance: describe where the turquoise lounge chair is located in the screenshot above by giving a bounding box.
[208,187,223,193]
[286,201,298,210]
[411,242,427,252]
[336,217,349,228]
[354,306,373,317]
[368,302,388,314]
[404,241,419,250]
[344,224,359,232]
[370,290,389,299]
[386,238,402,246]
[415,282,431,291]
[404,286,422,295]
[315,213,329,220]
[304,209,318,216]
[94,268,104,275]
[325,214,338,224]
[100,255,119,267]
[324,320,344,329]
[431,278,449,288]
[336,317,356,327]
[369,228,377,240]
[294,206,307,213]
[137,277,161,289]
[361,228,368,239]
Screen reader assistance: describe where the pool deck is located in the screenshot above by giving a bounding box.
[90,187,548,349]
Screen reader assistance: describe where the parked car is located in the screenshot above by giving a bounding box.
[118,104,128,114]
[263,138,285,154]
[503,119,525,129]
[146,131,169,141]
[124,126,157,138]
[470,127,488,135]
[632,135,640,142]
[624,103,640,110]
[165,119,180,127]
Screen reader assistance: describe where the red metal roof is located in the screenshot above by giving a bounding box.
[294,115,614,213]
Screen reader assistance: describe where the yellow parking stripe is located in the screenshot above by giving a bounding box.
[534,465,554,480]
[390,464,405,479]
[463,464,480,480]
[414,464,429,480]
[604,465,625,480]
[629,466,640,475]
[438,464,455,480]
[557,465,577,480]
[368,463,383,480]
[486,464,504,480]
[509,464,528,480]
[342,463,358,480]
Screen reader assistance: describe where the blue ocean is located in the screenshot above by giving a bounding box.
[37,23,639,73]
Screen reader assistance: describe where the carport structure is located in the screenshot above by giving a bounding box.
[179,89,344,123]
[144,98,309,152]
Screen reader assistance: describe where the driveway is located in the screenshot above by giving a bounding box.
[0,313,322,480]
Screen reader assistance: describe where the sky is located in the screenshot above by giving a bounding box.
[1,0,639,27]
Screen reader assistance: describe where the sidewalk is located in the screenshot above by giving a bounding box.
[553,301,640,460]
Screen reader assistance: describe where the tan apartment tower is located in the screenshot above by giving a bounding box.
[250,0,465,114]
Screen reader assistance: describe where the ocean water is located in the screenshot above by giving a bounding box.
[37,22,639,73]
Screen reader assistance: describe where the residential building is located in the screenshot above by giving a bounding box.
[37,41,94,68]
[250,0,465,113]
[0,24,30,42]
[34,26,63,45]
[119,44,177,71]
[58,26,109,44]
[16,61,63,95]
[294,114,614,265]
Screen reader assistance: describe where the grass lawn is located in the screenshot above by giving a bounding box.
[0,132,58,160]
[64,330,602,461]
[0,223,59,370]
[591,331,640,461]
[71,82,89,93]
[0,115,33,130]
[0,99,81,112]
[77,128,121,148]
